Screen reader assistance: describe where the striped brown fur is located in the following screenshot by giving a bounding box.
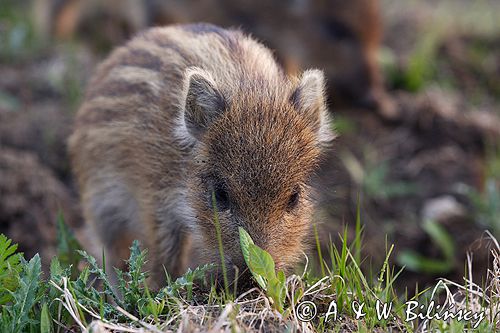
[69,23,334,286]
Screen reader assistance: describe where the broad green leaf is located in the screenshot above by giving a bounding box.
[239,228,266,289]
[248,244,275,281]
[267,272,286,314]
[238,227,254,266]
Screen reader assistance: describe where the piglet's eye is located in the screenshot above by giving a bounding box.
[287,187,300,211]
[213,187,230,211]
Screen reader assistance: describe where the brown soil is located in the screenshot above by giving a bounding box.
[0,147,80,268]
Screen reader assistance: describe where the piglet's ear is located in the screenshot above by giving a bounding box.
[291,69,335,145]
[180,67,226,141]
[292,69,326,116]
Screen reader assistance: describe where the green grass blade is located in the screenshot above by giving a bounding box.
[212,191,230,297]
[313,223,325,277]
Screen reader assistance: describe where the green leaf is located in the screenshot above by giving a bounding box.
[0,234,20,271]
[267,271,286,314]
[127,240,146,274]
[49,257,63,281]
[77,250,122,307]
[397,220,455,274]
[238,227,254,267]
[115,240,149,312]
[276,270,286,286]
[276,270,287,308]
[0,234,22,305]
[211,191,230,297]
[240,228,288,313]
[248,244,275,281]
[397,251,453,274]
[40,303,51,333]
[423,220,455,261]
[267,280,283,313]
[6,254,42,333]
[238,228,267,289]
